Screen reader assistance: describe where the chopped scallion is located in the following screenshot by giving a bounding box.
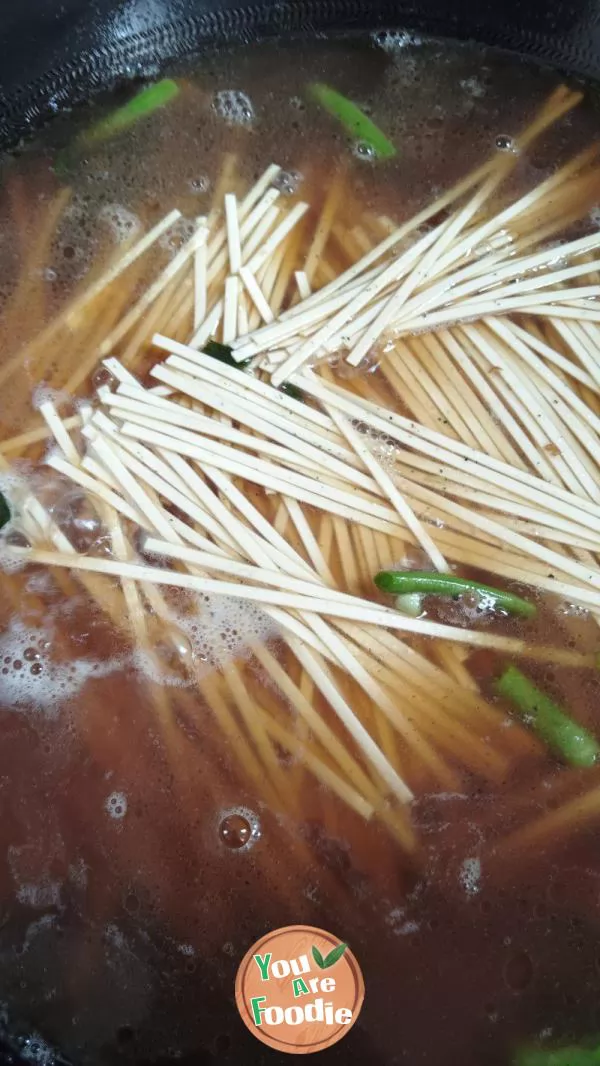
[83,79,180,145]
[374,569,535,618]
[308,83,397,159]
[495,664,600,768]
[515,1040,600,1065]
[279,381,306,402]
[203,340,251,369]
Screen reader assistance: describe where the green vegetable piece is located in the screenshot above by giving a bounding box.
[279,381,305,403]
[515,1041,600,1065]
[374,569,536,619]
[0,492,10,530]
[202,339,251,370]
[495,665,600,768]
[322,942,348,968]
[309,83,397,159]
[311,945,325,969]
[83,79,180,145]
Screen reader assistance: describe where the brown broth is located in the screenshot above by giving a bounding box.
[0,33,599,1066]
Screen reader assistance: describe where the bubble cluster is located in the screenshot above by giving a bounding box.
[0,619,123,716]
[98,203,142,244]
[31,385,72,412]
[213,90,255,126]
[460,76,486,98]
[15,880,62,910]
[272,170,303,196]
[459,857,482,896]
[385,906,414,935]
[372,30,423,53]
[105,792,128,820]
[133,593,276,688]
[19,1034,56,1065]
[49,193,99,287]
[159,216,197,252]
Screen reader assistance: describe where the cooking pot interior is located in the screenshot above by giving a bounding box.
[1,4,600,1066]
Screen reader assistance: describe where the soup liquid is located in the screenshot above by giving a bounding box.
[0,33,599,1066]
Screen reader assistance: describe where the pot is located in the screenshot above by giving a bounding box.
[1,0,600,147]
[0,4,599,1065]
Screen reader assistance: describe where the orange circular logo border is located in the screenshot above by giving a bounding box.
[235,924,365,1054]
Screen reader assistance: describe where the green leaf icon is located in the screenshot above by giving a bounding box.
[311,945,326,969]
[323,942,348,968]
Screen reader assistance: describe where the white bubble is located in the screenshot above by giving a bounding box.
[188,176,210,194]
[15,881,62,909]
[460,76,486,98]
[25,571,54,594]
[459,856,482,896]
[104,923,127,949]
[177,943,195,956]
[427,792,468,802]
[217,805,261,852]
[133,593,275,688]
[213,90,255,126]
[385,906,405,928]
[105,791,128,820]
[31,384,72,412]
[352,141,377,162]
[98,203,142,244]
[20,1034,56,1065]
[372,30,423,52]
[495,134,518,154]
[0,545,26,573]
[396,920,420,935]
[159,216,197,251]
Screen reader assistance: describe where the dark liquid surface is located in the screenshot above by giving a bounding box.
[0,33,599,1066]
